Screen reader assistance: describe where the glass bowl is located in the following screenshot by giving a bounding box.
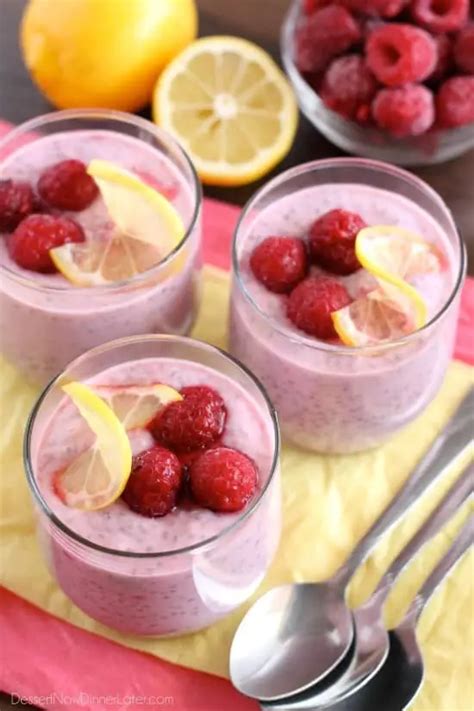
[280,0,474,166]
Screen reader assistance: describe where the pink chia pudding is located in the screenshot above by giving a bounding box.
[229,160,465,454]
[25,336,281,637]
[0,111,202,385]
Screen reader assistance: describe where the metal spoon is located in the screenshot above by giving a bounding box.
[260,461,473,710]
[321,513,474,711]
[230,387,473,702]
[260,513,473,711]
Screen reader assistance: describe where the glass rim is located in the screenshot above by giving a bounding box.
[0,109,203,295]
[232,156,466,356]
[24,334,281,559]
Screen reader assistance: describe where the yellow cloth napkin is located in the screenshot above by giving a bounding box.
[1,265,473,710]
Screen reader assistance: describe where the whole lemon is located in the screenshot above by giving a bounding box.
[21,0,197,112]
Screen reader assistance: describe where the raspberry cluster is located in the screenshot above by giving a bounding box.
[296,0,474,136]
[249,208,364,340]
[122,386,258,517]
[0,159,98,272]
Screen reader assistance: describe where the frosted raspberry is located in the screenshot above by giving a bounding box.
[321,55,379,120]
[38,159,99,211]
[411,0,469,34]
[295,6,361,73]
[189,447,258,513]
[309,208,365,275]
[250,236,308,293]
[9,214,85,272]
[372,84,435,136]
[0,180,35,232]
[454,25,474,74]
[122,446,183,518]
[287,276,352,339]
[366,24,437,86]
[436,76,474,127]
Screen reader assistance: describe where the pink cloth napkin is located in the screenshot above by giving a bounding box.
[0,119,473,710]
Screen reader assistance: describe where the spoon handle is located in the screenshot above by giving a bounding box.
[335,387,474,588]
[371,462,473,602]
[403,513,473,625]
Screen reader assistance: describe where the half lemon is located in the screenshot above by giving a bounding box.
[153,36,298,186]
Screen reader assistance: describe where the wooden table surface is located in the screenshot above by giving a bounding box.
[0,1,472,708]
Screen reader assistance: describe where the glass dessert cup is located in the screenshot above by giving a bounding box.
[24,335,281,637]
[280,0,474,166]
[229,158,465,454]
[0,110,202,386]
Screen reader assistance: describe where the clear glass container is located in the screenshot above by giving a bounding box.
[24,335,281,636]
[229,158,465,454]
[281,0,474,166]
[0,110,202,385]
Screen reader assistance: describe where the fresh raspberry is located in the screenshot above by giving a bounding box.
[428,34,453,81]
[321,55,379,121]
[372,84,435,136]
[0,180,36,232]
[411,0,469,33]
[9,214,85,272]
[295,6,361,73]
[250,236,308,293]
[366,24,437,86]
[38,159,99,211]
[346,0,409,18]
[150,385,227,453]
[454,25,474,74]
[309,209,365,275]
[436,76,474,127]
[189,447,258,513]
[287,276,352,339]
[122,446,183,518]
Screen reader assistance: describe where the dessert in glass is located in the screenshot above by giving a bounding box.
[0,110,202,385]
[24,335,281,636]
[229,158,465,454]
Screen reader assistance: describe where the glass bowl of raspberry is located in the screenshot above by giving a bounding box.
[281,0,474,166]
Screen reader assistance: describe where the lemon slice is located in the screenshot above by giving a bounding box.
[54,382,132,510]
[356,225,442,291]
[50,160,185,286]
[153,36,298,186]
[94,383,182,430]
[332,284,422,347]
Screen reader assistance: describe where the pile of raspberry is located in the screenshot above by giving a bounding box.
[296,0,474,136]
[0,159,98,272]
[249,208,367,339]
[121,385,259,518]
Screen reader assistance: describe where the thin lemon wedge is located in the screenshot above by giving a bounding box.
[153,36,298,186]
[50,160,185,286]
[332,225,442,347]
[94,383,182,430]
[54,382,132,510]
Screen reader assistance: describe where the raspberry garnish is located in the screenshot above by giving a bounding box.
[287,276,352,339]
[372,84,435,136]
[428,34,453,82]
[320,55,379,121]
[150,385,227,453]
[366,24,437,86]
[454,25,474,74]
[250,236,308,293]
[0,180,36,232]
[9,214,85,273]
[122,445,183,518]
[309,208,365,275]
[189,447,258,513]
[347,0,409,18]
[411,0,469,33]
[436,76,474,127]
[295,6,361,73]
[38,159,99,211]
